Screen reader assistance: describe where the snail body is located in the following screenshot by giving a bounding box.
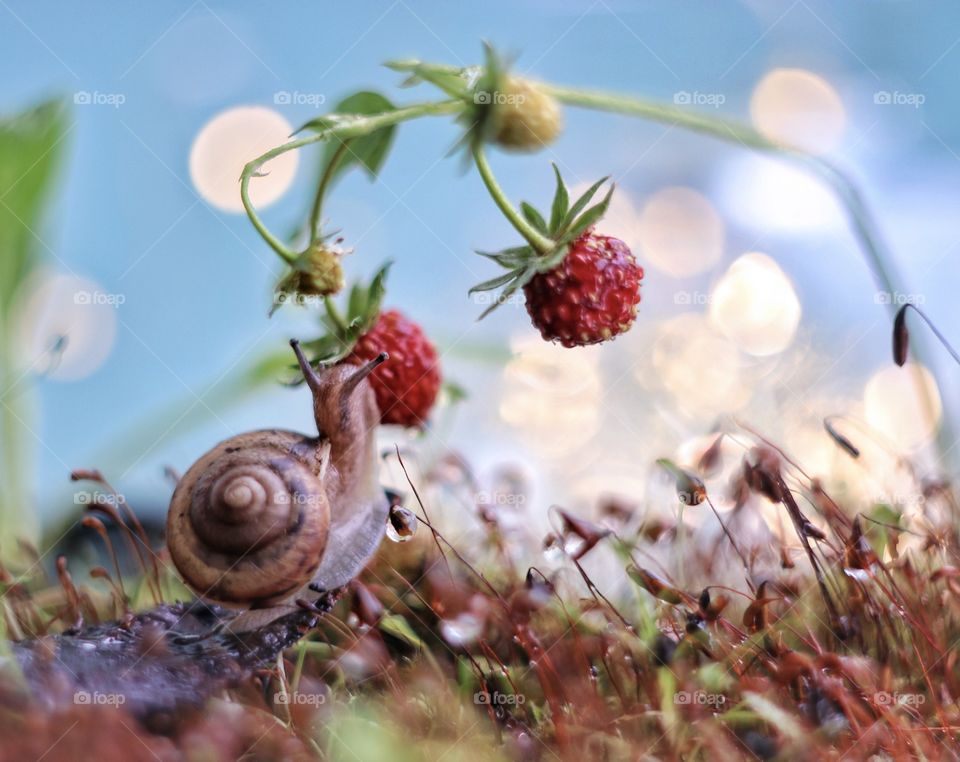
[167,340,388,609]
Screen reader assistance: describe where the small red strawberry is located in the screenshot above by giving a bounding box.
[470,165,643,347]
[303,264,441,428]
[523,229,642,347]
[344,308,441,427]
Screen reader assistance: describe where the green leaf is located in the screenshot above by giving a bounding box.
[319,91,397,184]
[347,281,368,321]
[475,245,533,269]
[520,202,548,234]
[548,163,569,235]
[379,614,424,649]
[566,185,615,239]
[561,176,609,233]
[363,261,391,324]
[534,242,571,273]
[467,267,524,294]
[477,265,536,320]
[442,380,468,403]
[0,98,68,317]
[383,59,472,99]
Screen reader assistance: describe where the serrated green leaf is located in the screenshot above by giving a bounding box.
[468,267,525,294]
[319,91,397,184]
[549,163,569,235]
[520,202,548,235]
[561,176,609,233]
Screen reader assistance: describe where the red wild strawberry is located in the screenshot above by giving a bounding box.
[344,308,441,427]
[523,230,642,347]
[470,165,643,348]
[302,264,442,428]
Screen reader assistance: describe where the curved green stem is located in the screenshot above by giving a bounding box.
[472,144,555,255]
[241,168,297,263]
[241,99,463,264]
[309,139,352,241]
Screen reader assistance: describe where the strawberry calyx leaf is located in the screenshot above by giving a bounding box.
[388,44,514,157]
[469,165,614,318]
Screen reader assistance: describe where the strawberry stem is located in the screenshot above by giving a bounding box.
[241,100,463,266]
[472,144,555,255]
[309,139,352,242]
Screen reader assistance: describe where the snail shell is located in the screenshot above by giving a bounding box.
[167,431,331,606]
[166,340,389,610]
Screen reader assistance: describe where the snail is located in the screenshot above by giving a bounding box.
[166,339,389,624]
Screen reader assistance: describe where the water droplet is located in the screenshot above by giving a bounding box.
[542,533,565,563]
[386,505,418,542]
[562,534,587,557]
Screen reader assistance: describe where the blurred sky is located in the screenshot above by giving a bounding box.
[3,0,960,527]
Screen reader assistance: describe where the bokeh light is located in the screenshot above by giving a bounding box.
[709,252,801,356]
[12,270,118,381]
[189,106,298,213]
[864,363,942,450]
[636,187,725,277]
[499,337,602,458]
[648,313,750,416]
[715,155,843,233]
[750,68,846,154]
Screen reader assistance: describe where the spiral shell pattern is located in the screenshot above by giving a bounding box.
[167,431,330,606]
